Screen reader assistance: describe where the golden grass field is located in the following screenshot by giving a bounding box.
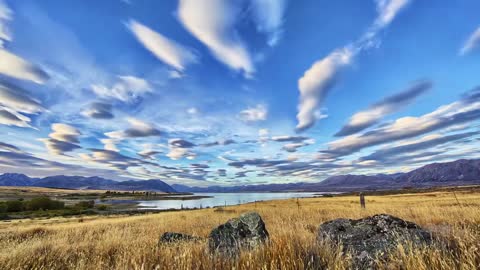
[0,189,479,270]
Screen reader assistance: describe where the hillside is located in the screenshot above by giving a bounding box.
[174,158,480,192]
[0,174,176,192]
[2,158,480,193]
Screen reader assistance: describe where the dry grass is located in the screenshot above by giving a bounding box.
[0,190,479,269]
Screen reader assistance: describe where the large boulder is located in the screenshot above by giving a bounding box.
[158,232,201,244]
[317,214,433,269]
[209,212,269,256]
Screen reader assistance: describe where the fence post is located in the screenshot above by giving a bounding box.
[359,192,366,209]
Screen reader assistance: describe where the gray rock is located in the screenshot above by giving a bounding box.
[317,214,433,269]
[159,232,200,244]
[209,212,269,256]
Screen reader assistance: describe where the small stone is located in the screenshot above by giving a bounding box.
[208,212,269,256]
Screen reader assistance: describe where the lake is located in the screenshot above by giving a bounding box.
[137,192,321,210]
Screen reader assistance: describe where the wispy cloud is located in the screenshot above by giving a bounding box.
[40,123,82,155]
[460,26,480,55]
[296,49,353,131]
[127,20,197,71]
[0,49,49,84]
[360,131,479,163]
[167,138,196,160]
[0,1,49,83]
[91,75,151,102]
[0,81,45,128]
[0,108,32,128]
[296,0,410,132]
[239,104,268,122]
[324,87,480,157]
[335,80,431,136]
[249,0,288,46]
[178,0,254,77]
[105,117,162,140]
[82,102,114,119]
[0,0,12,42]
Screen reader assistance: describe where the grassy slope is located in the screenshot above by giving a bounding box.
[0,190,479,269]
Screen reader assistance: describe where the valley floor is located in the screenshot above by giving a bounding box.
[0,189,479,269]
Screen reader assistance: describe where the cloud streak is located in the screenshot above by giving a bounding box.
[127,20,197,71]
[0,81,45,128]
[335,80,431,136]
[40,123,82,155]
[178,0,254,76]
[82,102,114,119]
[239,104,268,122]
[324,87,480,157]
[250,0,288,46]
[296,0,410,132]
[460,26,480,55]
[91,75,151,102]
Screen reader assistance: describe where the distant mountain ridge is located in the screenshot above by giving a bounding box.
[0,174,176,192]
[2,158,480,193]
[173,159,480,192]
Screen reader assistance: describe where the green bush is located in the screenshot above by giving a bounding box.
[6,200,24,212]
[74,200,95,209]
[25,197,65,211]
[0,202,7,213]
[96,204,108,211]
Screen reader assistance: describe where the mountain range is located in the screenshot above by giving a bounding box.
[0,174,177,193]
[1,159,480,193]
[172,159,480,192]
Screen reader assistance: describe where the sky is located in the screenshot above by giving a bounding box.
[0,0,480,187]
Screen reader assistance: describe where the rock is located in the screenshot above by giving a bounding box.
[317,214,433,269]
[209,212,269,256]
[158,232,200,244]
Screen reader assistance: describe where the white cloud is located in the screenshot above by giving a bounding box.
[0,1,49,84]
[0,0,12,42]
[40,123,82,155]
[49,123,81,142]
[91,75,151,102]
[296,0,410,132]
[100,138,119,152]
[0,82,44,114]
[258,128,269,137]
[178,0,254,77]
[250,0,288,46]
[187,107,198,115]
[335,80,431,136]
[460,26,480,55]
[296,49,352,131]
[0,49,49,84]
[105,117,161,139]
[167,147,195,160]
[167,138,196,160]
[169,70,184,79]
[0,108,32,128]
[239,104,268,122]
[0,81,45,128]
[127,20,197,71]
[373,0,410,29]
[325,90,480,157]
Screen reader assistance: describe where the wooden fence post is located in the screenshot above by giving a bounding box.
[359,193,366,209]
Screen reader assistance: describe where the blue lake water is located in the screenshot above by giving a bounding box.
[137,192,321,210]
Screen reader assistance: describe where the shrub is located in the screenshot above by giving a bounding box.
[96,204,108,211]
[6,200,24,212]
[0,202,7,213]
[74,200,95,209]
[25,197,65,211]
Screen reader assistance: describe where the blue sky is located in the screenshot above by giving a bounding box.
[0,0,480,186]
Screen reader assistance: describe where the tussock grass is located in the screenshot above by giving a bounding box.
[0,190,479,269]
